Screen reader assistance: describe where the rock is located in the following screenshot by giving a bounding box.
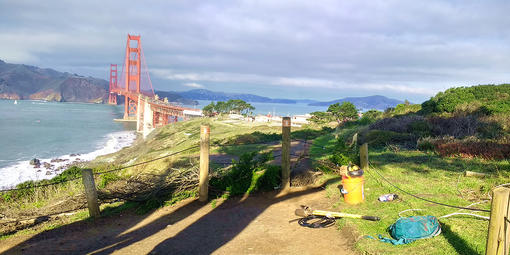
[43,162,52,169]
[70,154,77,157]
[34,163,41,168]
[29,158,40,165]
[50,158,68,163]
[46,171,51,175]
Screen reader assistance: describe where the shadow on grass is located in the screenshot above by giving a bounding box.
[441,223,479,255]
[370,150,510,175]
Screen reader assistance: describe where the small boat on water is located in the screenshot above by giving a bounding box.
[14,100,18,105]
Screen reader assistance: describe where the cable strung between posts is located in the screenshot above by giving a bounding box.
[368,165,491,213]
[93,145,200,176]
[0,145,200,193]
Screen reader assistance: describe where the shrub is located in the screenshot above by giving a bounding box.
[98,172,121,189]
[477,121,504,139]
[428,116,479,138]
[417,136,510,159]
[408,120,432,137]
[329,137,359,166]
[209,152,280,197]
[417,137,438,152]
[364,130,415,148]
[369,115,426,133]
[393,103,422,116]
[421,84,510,114]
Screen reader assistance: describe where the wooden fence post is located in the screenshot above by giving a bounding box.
[81,168,100,218]
[360,143,369,171]
[199,125,210,202]
[486,187,510,255]
[282,117,291,190]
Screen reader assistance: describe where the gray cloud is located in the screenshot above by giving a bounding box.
[1,0,509,102]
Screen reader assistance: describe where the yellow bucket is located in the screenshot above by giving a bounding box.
[341,175,364,205]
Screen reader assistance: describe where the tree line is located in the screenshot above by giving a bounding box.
[202,99,255,116]
[309,101,359,124]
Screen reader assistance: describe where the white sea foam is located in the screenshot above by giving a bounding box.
[0,131,136,190]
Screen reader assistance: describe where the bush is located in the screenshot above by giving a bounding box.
[369,115,426,133]
[209,152,280,197]
[329,137,359,166]
[393,103,422,116]
[428,116,479,138]
[416,136,510,159]
[364,130,415,148]
[408,120,432,137]
[417,137,438,152]
[98,172,121,189]
[421,84,510,114]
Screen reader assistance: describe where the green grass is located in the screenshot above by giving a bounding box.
[310,133,509,255]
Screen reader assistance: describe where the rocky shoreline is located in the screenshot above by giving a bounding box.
[0,131,137,190]
[29,156,82,176]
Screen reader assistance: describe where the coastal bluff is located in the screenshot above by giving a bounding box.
[0,59,108,103]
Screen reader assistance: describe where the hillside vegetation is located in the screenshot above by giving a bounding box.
[307,84,510,254]
[2,84,510,254]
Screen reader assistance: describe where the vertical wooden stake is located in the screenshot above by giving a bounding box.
[282,117,291,190]
[199,125,210,202]
[81,168,100,218]
[486,187,510,255]
[360,143,369,171]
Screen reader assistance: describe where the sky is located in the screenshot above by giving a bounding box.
[1,0,510,103]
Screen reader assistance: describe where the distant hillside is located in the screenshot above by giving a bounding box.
[0,60,193,105]
[177,89,312,104]
[309,95,405,110]
[0,60,108,103]
[154,90,197,105]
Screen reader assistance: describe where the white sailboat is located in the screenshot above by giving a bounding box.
[14,100,18,105]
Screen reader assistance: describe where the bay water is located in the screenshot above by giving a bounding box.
[0,100,136,189]
[0,99,326,189]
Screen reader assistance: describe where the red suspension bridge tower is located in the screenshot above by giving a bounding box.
[108,64,117,105]
[108,34,155,120]
[108,34,201,137]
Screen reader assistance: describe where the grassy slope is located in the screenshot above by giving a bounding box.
[1,118,285,233]
[311,129,510,255]
[93,118,284,174]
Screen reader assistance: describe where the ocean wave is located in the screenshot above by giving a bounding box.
[0,131,136,190]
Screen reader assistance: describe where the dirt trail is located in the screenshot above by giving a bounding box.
[0,187,356,255]
[1,140,357,255]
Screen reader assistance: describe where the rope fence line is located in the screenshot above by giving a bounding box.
[0,137,312,193]
[366,162,491,213]
[0,145,200,193]
[0,130,316,228]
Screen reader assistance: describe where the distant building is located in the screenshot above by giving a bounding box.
[228,114,244,120]
[292,114,311,124]
[255,115,271,122]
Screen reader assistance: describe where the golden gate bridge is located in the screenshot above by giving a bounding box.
[107,34,201,137]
